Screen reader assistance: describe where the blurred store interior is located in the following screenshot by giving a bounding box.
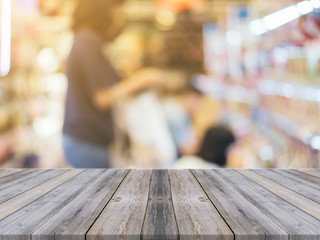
[1,0,320,168]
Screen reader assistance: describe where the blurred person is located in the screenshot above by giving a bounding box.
[63,0,163,168]
[173,125,236,168]
[124,91,177,168]
[161,83,202,158]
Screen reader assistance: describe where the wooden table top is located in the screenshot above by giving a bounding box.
[0,168,320,240]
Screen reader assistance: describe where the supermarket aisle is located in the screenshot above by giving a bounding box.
[1,0,320,168]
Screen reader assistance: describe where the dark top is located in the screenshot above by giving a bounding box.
[63,29,120,147]
[198,126,235,167]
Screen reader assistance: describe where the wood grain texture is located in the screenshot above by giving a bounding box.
[0,169,100,240]
[33,169,129,240]
[0,169,319,240]
[275,169,320,187]
[0,169,68,204]
[142,170,179,240]
[252,169,320,204]
[168,170,233,240]
[295,169,320,180]
[87,169,151,240]
[192,169,288,240]
[0,169,42,186]
[240,169,320,221]
[0,169,83,222]
[228,169,320,240]
[0,169,25,179]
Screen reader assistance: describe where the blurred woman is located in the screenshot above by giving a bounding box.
[63,0,162,168]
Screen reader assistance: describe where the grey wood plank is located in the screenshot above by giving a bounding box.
[87,169,151,240]
[1,169,319,240]
[142,170,179,240]
[0,169,84,222]
[0,169,107,240]
[0,169,25,179]
[223,169,320,240]
[32,169,130,240]
[239,170,320,221]
[192,169,288,240]
[278,169,320,186]
[252,169,320,204]
[168,170,233,240]
[0,169,68,204]
[0,169,43,186]
[295,169,320,180]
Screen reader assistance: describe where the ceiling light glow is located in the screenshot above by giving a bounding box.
[297,1,313,14]
[311,0,320,8]
[0,0,12,77]
[262,6,300,30]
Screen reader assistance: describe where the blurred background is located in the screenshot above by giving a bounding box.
[1,0,320,169]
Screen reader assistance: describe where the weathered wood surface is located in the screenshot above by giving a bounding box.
[0,169,25,179]
[232,169,320,239]
[0,169,319,240]
[169,170,233,240]
[252,169,320,204]
[240,170,320,221]
[33,169,129,240]
[296,168,320,179]
[0,169,68,204]
[142,170,178,240]
[191,169,288,240]
[87,169,150,240]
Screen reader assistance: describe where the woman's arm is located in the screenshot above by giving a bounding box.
[92,68,164,110]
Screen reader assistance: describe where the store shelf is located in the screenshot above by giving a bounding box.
[259,79,320,102]
[193,74,259,105]
[193,73,319,167]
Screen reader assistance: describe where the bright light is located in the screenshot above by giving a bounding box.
[155,10,176,28]
[33,116,61,138]
[226,31,242,46]
[260,146,274,161]
[311,135,320,150]
[311,0,320,8]
[249,0,320,35]
[249,19,267,35]
[281,83,295,98]
[41,73,68,94]
[262,6,300,30]
[0,0,12,77]
[316,89,320,102]
[37,48,60,73]
[297,1,313,14]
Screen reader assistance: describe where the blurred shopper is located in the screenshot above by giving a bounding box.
[162,83,201,158]
[63,0,163,168]
[124,91,177,168]
[173,125,235,168]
